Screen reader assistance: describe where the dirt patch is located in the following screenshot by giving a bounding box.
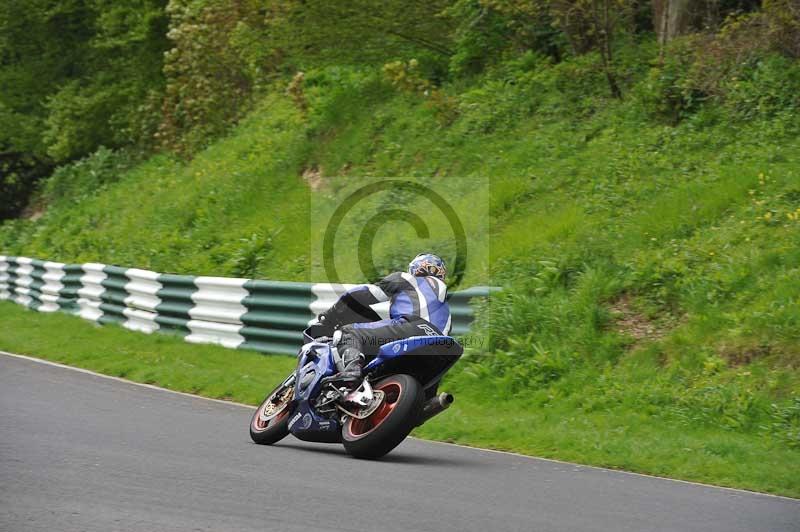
[610,294,666,345]
[718,343,772,367]
[302,166,324,191]
[21,203,46,221]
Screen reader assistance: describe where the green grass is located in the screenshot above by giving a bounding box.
[1,300,798,497]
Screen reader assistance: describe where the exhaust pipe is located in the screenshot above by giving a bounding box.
[417,392,454,426]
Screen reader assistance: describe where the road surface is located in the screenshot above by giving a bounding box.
[1,352,798,532]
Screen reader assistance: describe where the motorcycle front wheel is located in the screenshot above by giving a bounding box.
[250,378,295,445]
[341,374,423,459]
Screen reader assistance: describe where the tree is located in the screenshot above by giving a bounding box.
[448,0,564,75]
[155,0,265,155]
[653,0,692,47]
[550,0,636,98]
[653,0,763,48]
[0,0,168,219]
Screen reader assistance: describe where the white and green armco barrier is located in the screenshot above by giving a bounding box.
[0,255,495,355]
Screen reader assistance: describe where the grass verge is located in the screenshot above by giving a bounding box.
[0,301,296,405]
[1,300,797,498]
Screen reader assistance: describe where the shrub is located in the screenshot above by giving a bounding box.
[634,37,702,124]
[42,147,133,205]
[762,0,800,58]
[43,82,124,162]
[765,397,800,449]
[722,55,800,120]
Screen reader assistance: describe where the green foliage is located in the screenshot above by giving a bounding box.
[43,81,121,161]
[446,0,529,76]
[0,153,53,220]
[762,0,800,57]
[0,0,167,218]
[0,0,168,162]
[383,59,432,93]
[0,94,310,277]
[3,0,798,218]
[638,3,800,125]
[265,0,455,68]
[229,229,282,278]
[722,55,800,120]
[382,59,460,125]
[41,147,133,205]
[0,0,92,158]
[634,37,700,123]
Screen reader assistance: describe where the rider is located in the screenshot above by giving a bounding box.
[316,253,451,381]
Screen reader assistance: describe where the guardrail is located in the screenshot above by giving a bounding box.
[0,255,496,355]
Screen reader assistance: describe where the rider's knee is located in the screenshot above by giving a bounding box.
[337,326,361,351]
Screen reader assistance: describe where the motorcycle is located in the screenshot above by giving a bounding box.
[249,307,463,459]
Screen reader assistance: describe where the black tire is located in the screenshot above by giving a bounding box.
[341,374,423,459]
[250,380,294,445]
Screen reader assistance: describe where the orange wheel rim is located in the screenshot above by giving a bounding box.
[348,381,402,437]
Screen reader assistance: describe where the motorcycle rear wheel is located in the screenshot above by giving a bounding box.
[341,374,423,459]
[250,380,294,445]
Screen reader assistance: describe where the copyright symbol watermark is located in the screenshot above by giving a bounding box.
[310,177,488,298]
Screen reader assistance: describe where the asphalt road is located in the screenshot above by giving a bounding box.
[1,353,798,532]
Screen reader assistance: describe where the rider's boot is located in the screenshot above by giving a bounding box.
[332,347,365,383]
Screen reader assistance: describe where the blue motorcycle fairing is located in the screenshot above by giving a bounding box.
[293,341,336,403]
[364,335,462,392]
[365,335,458,371]
[288,341,342,441]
